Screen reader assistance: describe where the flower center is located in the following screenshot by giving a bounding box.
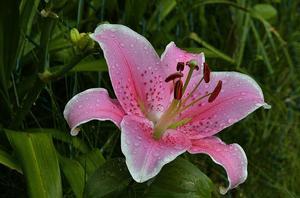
[152,60,222,140]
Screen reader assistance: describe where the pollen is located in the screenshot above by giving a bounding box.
[176,62,185,71]
[203,62,211,83]
[174,79,183,100]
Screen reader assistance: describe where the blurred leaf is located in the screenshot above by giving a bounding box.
[72,58,108,72]
[77,148,106,176]
[6,130,62,198]
[252,4,277,21]
[0,148,22,173]
[147,0,177,31]
[0,0,20,81]
[250,19,274,74]
[84,158,131,198]
[189,32,235,64]
[19,0,40,36]
[0,0,20,124]
[145,158,213,198]
[59,156,85,198]
[124,0,149,29]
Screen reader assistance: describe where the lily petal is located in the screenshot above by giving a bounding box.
[188,136,247,194]
[64,88,125,135]
[121,115,191,182]
[178,72,270,138]
[91,24,170,120]
[161,42,205,80]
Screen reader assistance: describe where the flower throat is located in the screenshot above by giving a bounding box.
[153,60,223,140]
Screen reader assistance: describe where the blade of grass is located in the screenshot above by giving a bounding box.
[236,14,250,68]
[250,19,274,74]
[189,32,235,64]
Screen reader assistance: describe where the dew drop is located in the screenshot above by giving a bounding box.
[134,142,140,147]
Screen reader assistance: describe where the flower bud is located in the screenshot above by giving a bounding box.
[70,28,81,44]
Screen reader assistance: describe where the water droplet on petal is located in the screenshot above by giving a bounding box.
[134,142,140,147]
[153,153,159,157]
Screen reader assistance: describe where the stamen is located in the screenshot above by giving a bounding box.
[176,62,185,71]
[208,80,222,103]
[174,79,183,100]
[203,62,211,83]
[165,72,184,82]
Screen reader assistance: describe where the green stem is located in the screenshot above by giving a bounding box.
[179,93,211,113]
[182,68,194,95]
[181,77,203,105]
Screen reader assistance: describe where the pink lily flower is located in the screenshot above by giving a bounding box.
[64,24,270,194]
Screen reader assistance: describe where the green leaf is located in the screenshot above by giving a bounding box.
[59,156,85,198]
[145,158,214,198]
[77,148,106,176]
[252,4,277,21]
[59,149,105,197]
[0,148,22,173]
[84,158,132,198]
[6,130,62,198]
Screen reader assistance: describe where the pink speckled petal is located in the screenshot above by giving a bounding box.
[64,88,125,135]
[188,136,247,194]
[121,115,191,182]
[161,42,205,80]
[91,24,170,120]
[178,72,270,138]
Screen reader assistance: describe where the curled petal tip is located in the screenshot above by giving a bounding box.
[89,33,95,40]
[71,128,80,136]
[262,103,271,109]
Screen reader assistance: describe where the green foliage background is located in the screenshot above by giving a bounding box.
[0,0,299,197]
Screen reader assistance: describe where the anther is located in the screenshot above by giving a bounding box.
[165,72,184,82]
[203,62,211,83]
[208,80,222,103]
[174,79,183,100]
[176,62,185,72]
